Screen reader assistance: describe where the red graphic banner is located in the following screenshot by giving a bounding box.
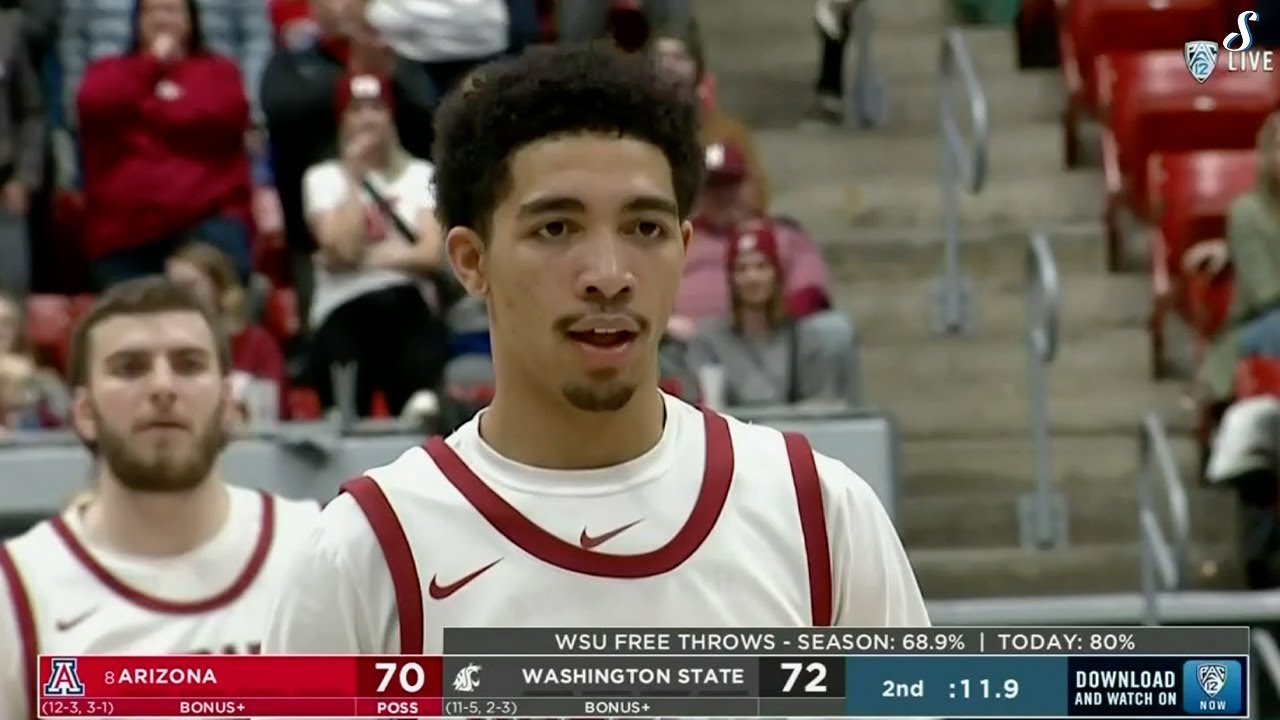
[37,655,443,717]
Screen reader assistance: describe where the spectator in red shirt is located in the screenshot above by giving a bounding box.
[672,141,861,403]
[77,0,254,291]
[165,241,288,421]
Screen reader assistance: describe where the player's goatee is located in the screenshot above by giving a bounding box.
[93,400,229,492]
[562,382,637,412]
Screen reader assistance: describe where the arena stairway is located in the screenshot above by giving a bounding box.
[697,0,1243,598]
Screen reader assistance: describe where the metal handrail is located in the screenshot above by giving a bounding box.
[1251,629,1280,714]
[1023,232,1063,549]
[940,29,990,194]
[1137,412,1193,625]
[1026,232,1060,363]
[934,28,990,334]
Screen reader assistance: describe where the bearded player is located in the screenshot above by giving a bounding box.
[262,45,928,656]
[0,278,319,719]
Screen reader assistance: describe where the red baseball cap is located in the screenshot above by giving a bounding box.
[727,220,782,274]
[704,142,747,185]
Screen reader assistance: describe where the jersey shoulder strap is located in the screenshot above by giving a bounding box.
[338,475,425,654]
[0,542,38,719]
[782,432,833,626]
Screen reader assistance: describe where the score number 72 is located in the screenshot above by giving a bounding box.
[780,661,828,693]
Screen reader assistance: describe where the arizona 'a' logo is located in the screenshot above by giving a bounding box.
[42,658,85,697]
[1184,41,1220,83]
[1197,663,1228,697]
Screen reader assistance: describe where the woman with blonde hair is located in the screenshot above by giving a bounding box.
[300,72,448,417]
[165,241,288,420]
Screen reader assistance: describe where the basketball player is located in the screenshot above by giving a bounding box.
[262,45,928,656]
[0,278,319,720]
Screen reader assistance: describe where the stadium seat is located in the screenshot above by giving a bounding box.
[1059,0,1226,166]
[23,295,74,372]
[286,387,322,420]
[1147,149,1256,378]
[1234,356,1280,399]
[1097,50,1279,269]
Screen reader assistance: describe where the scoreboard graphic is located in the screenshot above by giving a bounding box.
[36,626,1249,718]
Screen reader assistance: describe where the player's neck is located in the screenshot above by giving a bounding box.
[480,385,666,470]
[82,475,231,557]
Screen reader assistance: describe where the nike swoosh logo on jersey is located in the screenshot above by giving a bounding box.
[428,559,502,599]
[55,608,99,632]
[579,519,643,549]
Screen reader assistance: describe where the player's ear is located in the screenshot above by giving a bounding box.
[218,374,237,427]
[445,226,489,298]
[679,219,693,254]
[70,386,98,445]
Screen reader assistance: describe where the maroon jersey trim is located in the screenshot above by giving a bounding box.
[341,477,424,654]
[784,432,833,626]
[49,491,276,614]
[0,544,37,719]
[423,406,735,578]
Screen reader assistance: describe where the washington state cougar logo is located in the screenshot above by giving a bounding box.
[452,663,481,692]
[1197,663,1228,697]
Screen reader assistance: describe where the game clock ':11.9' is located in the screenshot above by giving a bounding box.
[948,678,1020,700]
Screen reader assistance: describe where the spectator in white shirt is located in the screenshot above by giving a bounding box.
[301,72,448,417]
[365,0,537,98]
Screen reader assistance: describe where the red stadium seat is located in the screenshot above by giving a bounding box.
[1097,49,1278,269]
[287,387,322,420]
[262,288,299,344]
[1234,356,1280,399]
[1147,149,1256,378]
[1059,0,1226,165]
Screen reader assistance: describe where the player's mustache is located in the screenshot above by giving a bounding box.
[554,312,650,335]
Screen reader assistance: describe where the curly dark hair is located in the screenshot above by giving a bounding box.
[432,44,705,238]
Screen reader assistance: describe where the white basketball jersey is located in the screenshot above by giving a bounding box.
[343,393,892,654]
[0,486,319,719]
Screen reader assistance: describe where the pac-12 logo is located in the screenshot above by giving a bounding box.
[1186,10,1274,82]
[42,658,86,697]
[1182,659,1242,714]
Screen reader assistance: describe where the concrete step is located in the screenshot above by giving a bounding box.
[888,71,1063,130]
[700,0,957,32]
[823,223,1107,279]
[879,374,1193,439]
[900,435,1199,495]
[899,484,1237,548]
[878,25,1019,81]
[862,326,1151,390]
[834,270,1147,343]
[910,543,1241,598]
[756,122,1065,184]
[774,169,1103,236]
[701,18,1018,127]
[873,0,954,29]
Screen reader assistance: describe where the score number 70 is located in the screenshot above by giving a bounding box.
[780,661,829,693]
